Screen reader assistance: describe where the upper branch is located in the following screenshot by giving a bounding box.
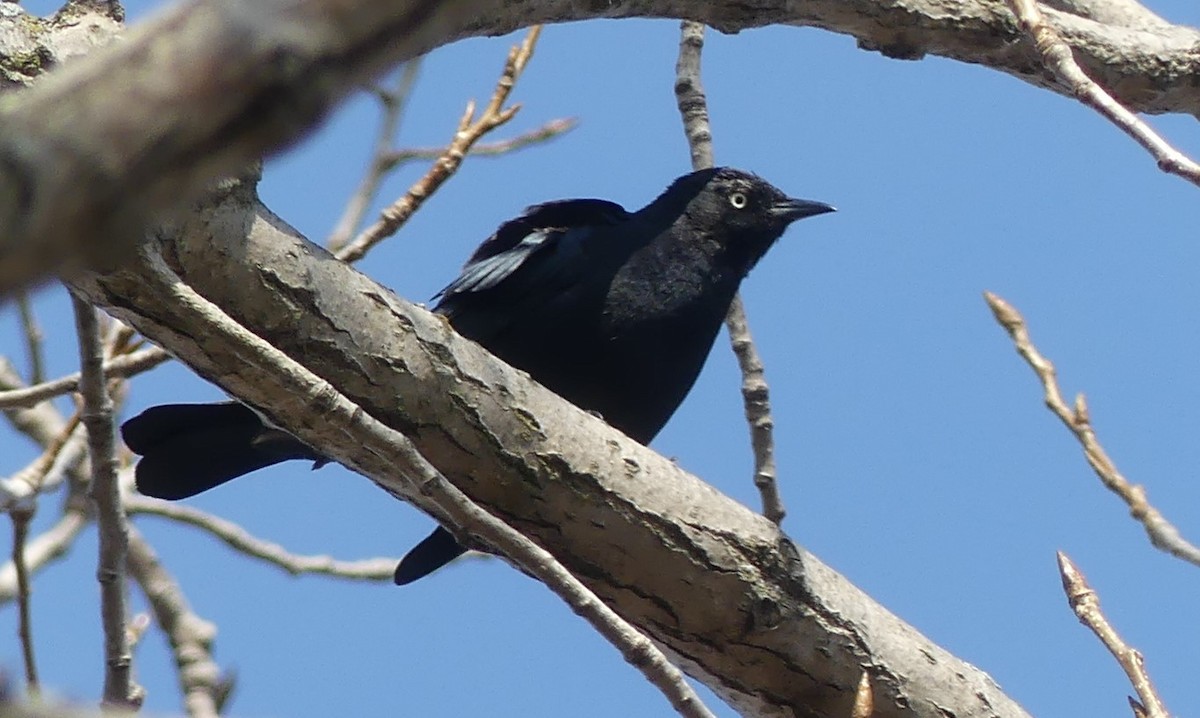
[1,0,1197,294]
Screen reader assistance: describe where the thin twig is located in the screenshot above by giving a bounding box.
[674,22,714,169]
[125,495,398,581]
[985,291,1200,567]
[126,525,226,718]
[1056,552,1171,718]
[12,507,39,696]
[327,59,424,252]
[851,670,874,718]
[72,294,141,710]
[378,117,576,172]
[673,20,785,524]
[1006,0,1200,188]
[0,506,90,604]
[335,26,543,263]
[138,250,719,718]
[16,293,45,385]
[1,411,83,510]
[0,347,170,410]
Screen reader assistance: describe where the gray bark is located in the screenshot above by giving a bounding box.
[1,0,1198,293]
[66,175,1032,718]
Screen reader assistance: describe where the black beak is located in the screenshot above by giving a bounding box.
[770,198,836,223]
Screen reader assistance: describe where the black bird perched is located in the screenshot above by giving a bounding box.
[121,167,834,585]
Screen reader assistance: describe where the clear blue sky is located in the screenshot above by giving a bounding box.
[5,2,1200,716]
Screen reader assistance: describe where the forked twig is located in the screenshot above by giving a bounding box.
[336,26,543,263]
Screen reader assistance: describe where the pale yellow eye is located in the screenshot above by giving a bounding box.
[729,192,748,209]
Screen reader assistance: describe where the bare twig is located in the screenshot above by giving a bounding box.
[0,506,91,604]
[725,295,785,524]
[851,670,874,718]
[2,411,83,511]
[126,526,225,718]
[335,26,542,263]
[125,496,398,581]
[16,293,46,385]
[72,294,141,709]
[0,347,169,410]
[674,22,714,169]
[327,59,424,252]
[985,291,1200,567]
[673,20,785,525]
[1056,552,1171,718]
[136,250,718,718]
[11,507,39,696]
[377,117,576,171]
[1006,0,1200,188]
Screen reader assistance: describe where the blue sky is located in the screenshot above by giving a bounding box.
[5,2,1200,716]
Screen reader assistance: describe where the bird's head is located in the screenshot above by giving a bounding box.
[654,167,835,274]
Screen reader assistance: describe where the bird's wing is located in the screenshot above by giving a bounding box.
[463,198,629,265]
[433,198,630,305]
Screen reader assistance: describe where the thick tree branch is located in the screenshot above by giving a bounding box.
[65,180,1033,718]
[119,247,718,718]
[2,0,1199,293]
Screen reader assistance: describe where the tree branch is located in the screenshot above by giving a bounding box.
[0,0,458,293]
[2,0,1199,293]
[11,506,39,696]
[117,247,719,718]
[0,347,169,411]
[65,180,1033,718]
[1007,0,1200,187]
[326,59,424,251]
[126,525,226,718]
[334,26,542,263]
[1057,552,1171,718]
[673,20,785,525]
[125,495,399,581]
[72,295,140,709]
[985,291,1200,567]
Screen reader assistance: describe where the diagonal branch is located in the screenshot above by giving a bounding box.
[121,248,718,718]
[1006,0,1200,188]
[334,26,542,263]
[1056,552,1171,718]
[126,525,227,718]
[326,59,425,252]
[985,291,1200,567]
[66,178,1034,718]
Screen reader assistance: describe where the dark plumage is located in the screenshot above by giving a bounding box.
[121,167,834,585]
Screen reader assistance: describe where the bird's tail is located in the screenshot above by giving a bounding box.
[393,527,467,585]
[121,402,322,500]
